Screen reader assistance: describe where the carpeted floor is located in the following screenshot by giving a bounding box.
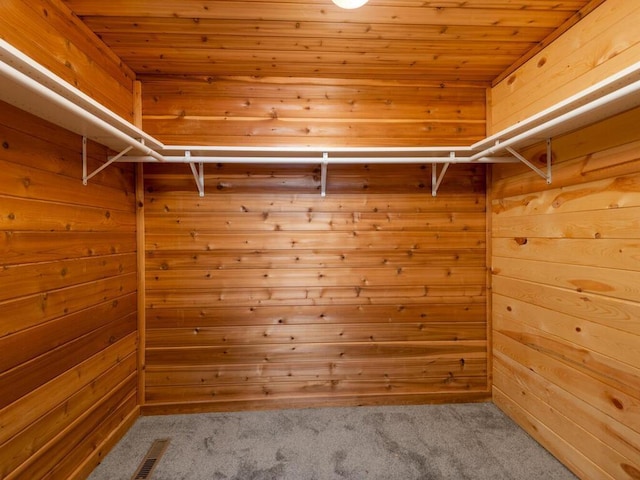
[88,403,577,480]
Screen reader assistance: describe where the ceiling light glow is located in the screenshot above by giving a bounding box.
[331,0,369,9]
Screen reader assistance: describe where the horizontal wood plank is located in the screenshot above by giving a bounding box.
[146,303,486,328]
[492,206,640,239]
[147,286,486,308]
[492,172,640,217]
[146,211,485,233]
[492,256,640,303]
[0,196,136,233]
[491,237,640,272]
[146,249,486,271]
[147,231,486,251]
[146,341,487,366]
[146,322,486,347]
[0,158,135,211]
[147,265,486,289]
[146,355,486,387]
[145,376,488,404]
[1,231,137,266]
[144,190,486,214]
[0,253,137,302]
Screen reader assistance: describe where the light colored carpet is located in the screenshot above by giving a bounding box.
[88,403,577,480]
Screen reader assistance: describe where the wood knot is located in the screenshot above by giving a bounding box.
[621,463,640,478]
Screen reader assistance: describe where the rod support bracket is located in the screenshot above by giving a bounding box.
[505,145,552,184]
[83,139,134,185]
[321,152,328,197]
[431,153,453,196]
[186,151,205,197]
[546,138,552,184]
[82,136,88,185]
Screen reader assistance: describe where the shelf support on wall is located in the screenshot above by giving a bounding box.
[504,138,552,184]
[82,136,134,185]
[546,138,553,184]
[186,151,205,197]
[431,153,453,196]
[321,152,329,197]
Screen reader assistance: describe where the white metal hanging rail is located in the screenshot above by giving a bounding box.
[139,148,507,197]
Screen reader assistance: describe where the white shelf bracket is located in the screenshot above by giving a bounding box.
[431,153,452,196]
[505,145,552,184]
[82,136,87,185]
[546,138,552,184]
[321,152,328,197]
[83,138,134,185]
[186,151,205,197]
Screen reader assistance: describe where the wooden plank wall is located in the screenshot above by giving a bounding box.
[0,1,140,478]
[0,0,136,121]
[490,0,640,133]
[142,161,489,413]
[490,106,640,479]
[0,103,138,479]
[140,76,486,147]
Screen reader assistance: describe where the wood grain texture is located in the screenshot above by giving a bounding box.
[0,0,135,120]
[144,162,489,410]
[0,105,139,479]
[141,76,486,147]
[491,110,640,478]
[63,0,592,84]
[490,0,640,133]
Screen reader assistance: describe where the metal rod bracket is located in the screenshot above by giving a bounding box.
[546,138,552,184]
[321,152,328,197]
[83,140,134,185]
[431,153,453,196]
[505,145,552,184]
[82,136,87,185]
[186,151,205,197]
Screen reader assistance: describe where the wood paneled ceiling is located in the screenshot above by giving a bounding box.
[64,0,601,85]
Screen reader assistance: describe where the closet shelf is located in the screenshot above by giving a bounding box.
[2,37,640,195]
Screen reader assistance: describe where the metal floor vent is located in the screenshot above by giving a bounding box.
[131,438,170,480]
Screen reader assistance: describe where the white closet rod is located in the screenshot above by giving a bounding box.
[145,155,510,164]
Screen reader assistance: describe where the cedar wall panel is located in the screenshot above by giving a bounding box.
[490,0,640,133]
[142,162,489,413]
[0,103,138,479]
[0,3,139,478]
[141,76,486,147]
[0,0,135,121]
[490,107,640,480]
